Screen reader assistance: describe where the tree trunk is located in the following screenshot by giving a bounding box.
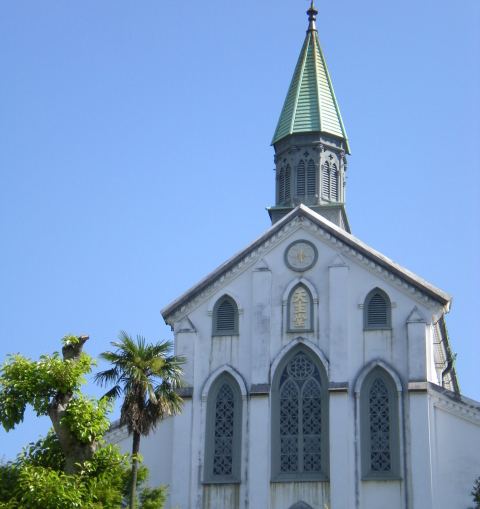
[130,430,141,509]
[48,335,97,474]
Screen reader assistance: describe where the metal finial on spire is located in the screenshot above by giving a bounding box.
[307,0,318,32]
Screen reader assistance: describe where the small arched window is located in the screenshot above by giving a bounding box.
[364,288,392,329]
[360,368,400,479]
[297,160,306,196]
[272,347,329,481]
[204,373,243,483]
[322,162,330,198]
[306,159,316,197]
[285,164,291,203]
[279,168,285,204]
[213,295,238,335]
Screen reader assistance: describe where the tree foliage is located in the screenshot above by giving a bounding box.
[0,335,168,508]
[470,476,480,509]
[95,332,186,509]
[0,434,168,508]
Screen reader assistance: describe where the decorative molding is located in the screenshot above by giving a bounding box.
[177,316,196,333]
[329,382,348,393]
[408,381,428,392]
[432,395,480,425]
[406,306,427,324]
[201,364,248,402]
[164,208,446,326]
[354,360,403,395]
[250,383,270,396]
[177,387,194,398]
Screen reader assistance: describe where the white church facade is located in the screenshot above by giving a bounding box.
[105,4,480,508]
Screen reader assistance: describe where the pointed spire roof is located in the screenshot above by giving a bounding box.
[272,2,350,153]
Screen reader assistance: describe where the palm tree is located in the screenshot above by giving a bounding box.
[94,331,186,509]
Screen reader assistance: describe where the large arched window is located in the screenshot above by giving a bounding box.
[360,368,400,479]
[363,288,392,330]
[204,373,243,483]
[213,295,239,335]
[272,346,329,481]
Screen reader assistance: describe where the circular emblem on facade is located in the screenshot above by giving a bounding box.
[284,240,318,272]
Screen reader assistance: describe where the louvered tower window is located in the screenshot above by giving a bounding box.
[364,289,391,329]
[213,295,239,335]
[331,164,338,201]
[285,165,291,203]
[306,160,316,196]
[297,160,306,196]
[279,168,285,204]
[360,368,400,479]
[322,162,330,198]
[204,373,243,482]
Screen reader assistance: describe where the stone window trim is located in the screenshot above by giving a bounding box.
[363,287,392,330]
[356,365,402,481]
[203,372,243,484]
[271,344,329,482]
[287,283,314,332]
[282,278,319,339]
[212,294,239,335]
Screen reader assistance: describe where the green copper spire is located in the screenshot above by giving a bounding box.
[271,2,350,154]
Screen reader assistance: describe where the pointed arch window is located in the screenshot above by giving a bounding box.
[272,347,329,481]
[322,162,330,198]
[364,288,392,330]
[204,373,243,483]
[360,368,400,479]
[297,160,306,196]
[285,164,291,203]
[306,159,316,197]
[213,295,239,335]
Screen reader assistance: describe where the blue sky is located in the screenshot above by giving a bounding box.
[1,0,479,461]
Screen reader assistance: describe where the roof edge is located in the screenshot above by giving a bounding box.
[161,205,452,322]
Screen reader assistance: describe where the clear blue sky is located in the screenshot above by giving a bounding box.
[1,1,479,462]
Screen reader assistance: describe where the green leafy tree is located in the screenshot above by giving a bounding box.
[0,334,109,474]
[470,476,480,509]
[0,334,168,508]
[94,331,186,509]
[0,433,168,508]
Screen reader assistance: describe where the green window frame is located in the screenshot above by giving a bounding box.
[363,288,392,330]
[204,373,243,484]
[271,346,329,482]
[360,368,400,480]
[213,295,239,335]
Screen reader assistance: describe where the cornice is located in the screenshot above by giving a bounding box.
[103,420,129,444]
[162,206,451,326]
[429,383,480,426]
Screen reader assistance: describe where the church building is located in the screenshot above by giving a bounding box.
[106,4,480,508]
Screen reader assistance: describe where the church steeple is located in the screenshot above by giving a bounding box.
[268,2,351,232]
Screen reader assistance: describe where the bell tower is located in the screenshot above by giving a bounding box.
[267,2,351,232]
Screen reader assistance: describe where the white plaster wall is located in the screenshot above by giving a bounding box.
[143,222,478,509]
[432,404,480,509]
[106,416,174,491]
